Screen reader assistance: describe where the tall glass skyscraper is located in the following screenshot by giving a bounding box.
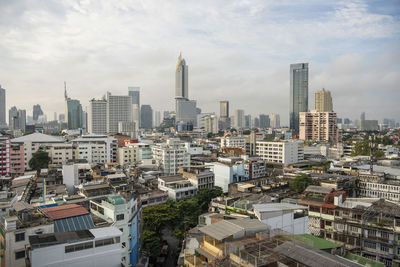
[290,63,308,134]
[0,85,5,126]
[175,53,188,100]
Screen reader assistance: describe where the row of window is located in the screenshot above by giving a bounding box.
[65,237,120,253]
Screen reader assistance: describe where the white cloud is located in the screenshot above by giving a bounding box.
[0,0,399,124]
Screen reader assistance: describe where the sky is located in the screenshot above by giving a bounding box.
[1,0,399,125]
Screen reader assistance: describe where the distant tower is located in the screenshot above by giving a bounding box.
[290,63,309,134]
[0,85,6,126]
[175,52,188,101]
[315,88,333,112]
[360,112,366,121]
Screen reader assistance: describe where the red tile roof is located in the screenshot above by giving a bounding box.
[41,204,89,220]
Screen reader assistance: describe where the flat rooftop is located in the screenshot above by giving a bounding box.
[253,203,307,213]
[29,230,94,249]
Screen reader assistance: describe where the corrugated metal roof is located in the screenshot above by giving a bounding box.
[41,204,89,220]
[304,185,333,194]
[54,214,94,232]
[199,219,269,241]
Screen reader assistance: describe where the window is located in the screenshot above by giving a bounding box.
[65,241,93,253]
[116,214,124,221]
[15,232,25,242]
[364,241,376,249]
[119,228,123,233]
[382,232,390,240]
[98,206,104,215]
[95,237,120,247]
[15,250,25,259]
[381,244,389,252]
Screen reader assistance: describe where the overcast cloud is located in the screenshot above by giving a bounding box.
[0,0,399,125]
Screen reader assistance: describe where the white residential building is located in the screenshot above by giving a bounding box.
[256,140,304,166]
[90,195,140,267]
[11,132,66,170]
[220,136,246,150]
[179,166,215,190]
[117,144,139,166]
[72,135,117,164]
[47,143,74,168]
[253,203,308,234]
[152,138,190,175]
[205,158,245,193]
[106,92,133,134]
[158,175,197,201]
[203,114,218,134]
[28,227,122,267]
[88,99,107,135]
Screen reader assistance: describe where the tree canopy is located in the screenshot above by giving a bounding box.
[290,173,313,193]
[141,187,223,255]
[29,150,51,172]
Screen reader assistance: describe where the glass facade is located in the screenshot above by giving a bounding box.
[290,63,308,134]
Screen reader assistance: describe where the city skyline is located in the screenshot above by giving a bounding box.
[0,0,399,124]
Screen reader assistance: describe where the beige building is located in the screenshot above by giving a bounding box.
[315,88,333,112]
[299,110,338,143]
[117,143,139,166]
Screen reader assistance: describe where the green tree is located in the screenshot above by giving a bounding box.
[207,132,214,139]
[351,139,370,156]
[29,150,51,171]
[290,173,312,193]
[142,230,162,255]
[382,136,394,146]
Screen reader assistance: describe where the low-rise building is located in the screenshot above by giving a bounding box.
[27,227,122,267]
[256,140,304,166]
[205,158,245,193]
[152,138,190,175]
[179,166,215,190]
[72,135,117,164]
[253,203,308,234]
[158,175,197,201]
[220,136,246,150]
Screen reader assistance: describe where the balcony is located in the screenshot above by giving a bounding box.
[321,213,334,221]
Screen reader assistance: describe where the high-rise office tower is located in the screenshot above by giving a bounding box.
[0,85,5,126]
[32,104,44,122]
[234,109,245,129]
[176,99,197,126]
[290,63,309,134]
[88,99,107,134]
[129,87,140,128]
[54,112,57,122]
[64,84,83,130]
[270,113,281,129]
[9,107,26,132]
[140,105,153,129]
[59,114,65,123]
[244,115,252,128]
[106,92,132,134]
[259,114,270,129]
[315,88,333,112]
[219,101,231,130]
[175,53,188,101]
[154,111,161,128]
[220,101,229,118]
[360,112,366,121]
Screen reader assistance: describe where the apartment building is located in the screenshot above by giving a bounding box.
[299,185,400,267]
[205,158,245,193]
[179,166,215,190]
[244,159,267,179]
[183,219,269,266]
[27,227,122,267]
[11,132,66,170]
[158,175,197,201]
[359,177,400,202]
[117,143,139,166]
[72,135,117,164]
[256,140,304,166]
[0,136,10,176]
[9,142,24,177]
[220,136,246,150]
[299,110,338,143]
[90,195,141,266]
[152,138,190,175]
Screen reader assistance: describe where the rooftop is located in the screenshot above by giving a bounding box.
[253,203,307,213]
[304,185,333,194]
[41,204,89,220]
[199,219,269,241]
[29,230,94,249]
[11,132,65,143]
[158,175,185,183]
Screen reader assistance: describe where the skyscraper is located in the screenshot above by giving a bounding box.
[315,88,333,112]
[154,111,161,128]
[360,112,366,121]
[106,92,132,134]
[64,83,83,130]
[129,87,140,128]
[0,85,5,126]
[219,101,231,130]
[140,105,153,129]
[290,63,309,134]
[175,53,188,101]
[244,115,252,128]
[33,104,44,122]
[270,113,280,129]
[9,107,26,132]
[88,99,107,134]
[259,114,270,129]
[176,99,197,126]
[234,109,245,129]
